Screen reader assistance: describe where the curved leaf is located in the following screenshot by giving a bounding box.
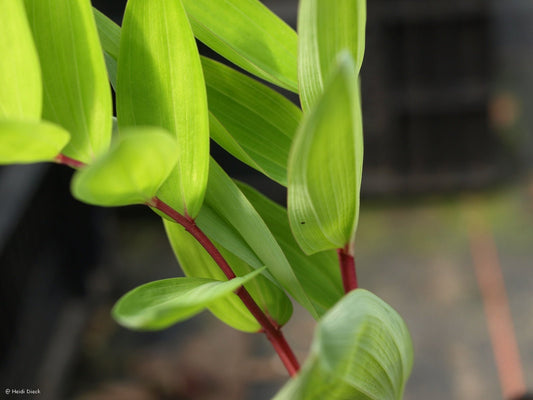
[198,159,320,318]
[0,120,69,164]
[202,56,301,186]
[164,220,292,331]
[298,0,366,111]
[237,181,343,316]
[24,0,112,163]
[274,289,413,400]
[71,127,177,207]
[92,13,299,186]
[0,0,41,120]
[113,268,264,331]
[93,7,120,90]
[288,53,363,255]
[117,0,209,218]
[182,0,298,92]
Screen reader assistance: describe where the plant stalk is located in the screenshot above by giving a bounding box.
[149,196,300,376]
[55,155,300,376]
[337,245,358,293]
[54,153,86,169]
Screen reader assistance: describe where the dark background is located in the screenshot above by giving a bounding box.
[1,1,532,399]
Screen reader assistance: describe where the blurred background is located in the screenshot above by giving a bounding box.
[1,0,532,399]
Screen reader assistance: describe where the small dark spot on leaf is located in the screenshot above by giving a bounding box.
[300,221,306,225]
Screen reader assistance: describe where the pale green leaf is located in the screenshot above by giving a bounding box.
[198,159,320,318]
[24,0,112,163]
[0,0,41,120]
[0,120,70,164]
[274,289,413,400]
[237,181,343,316]
[71,127,177,207]
[164,220,292,331]
[202,57,301,186]
[117,0,209,218]
[298,0,366,111]
[113,268,265,331]
[182,0,298,92]
[288,52,363,255]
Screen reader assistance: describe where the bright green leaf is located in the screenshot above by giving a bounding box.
[24,0,112,163]
[182,0,298,92]
[0,0,41,120]
[93,8,120,90]
[274,289,413,400]
[164,220,292,331]
[198,159,320,318]
[298,0,366,111]
[117,0,209,218]
[164,219,260,332]
[237,181,343,316]
[288,52,363,255]
[71,127,177,207]
[202,57,301,186]
[92,13,299,185]
[0,120,70,164]
[113,268,265,331]
[196,204,264,269]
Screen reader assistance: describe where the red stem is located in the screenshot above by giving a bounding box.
[56,155,300,376]
[54,153,86,169]
[337,245,358,293]
[148,197,300,376]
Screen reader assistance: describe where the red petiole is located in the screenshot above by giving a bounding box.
[337,244,358,293]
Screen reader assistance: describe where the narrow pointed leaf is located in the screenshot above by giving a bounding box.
[0,120,69,164]
[202,57,301,186]
[92,13,299,185]
[24,0,112,163]
[182,0,298,92]
[237,181,343,316]
[274,289,413,400]
[0,0,41,120]
[164,220,259,332]
[288,53,363,255]
[71,128,177,207]
[113,268,265,331]
[196,204,264,269]
[199,159,320,318]
[298,0,366,111]
[93,8,120,90]
[164,220,292,331]
[117,0,209,218]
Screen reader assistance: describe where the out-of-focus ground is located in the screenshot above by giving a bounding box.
[67,178,533,400]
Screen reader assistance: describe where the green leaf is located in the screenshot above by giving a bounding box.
[202,57,301,186]
[0,0,41,120]
[197,159,320,318]
[274,289,413,400]
[24,0,112,163]
[237,181,343,316]
[112,268,265,331]
[0,120,70,164]
[164,219,259,332]
[298,0,366,111]
[288,52,363,255]
[93,8,120,90]
[182,0,298,92]
[92,13,299,185]
[117,0,209,218]
[71,127,177,207]
[164,220,292,331]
